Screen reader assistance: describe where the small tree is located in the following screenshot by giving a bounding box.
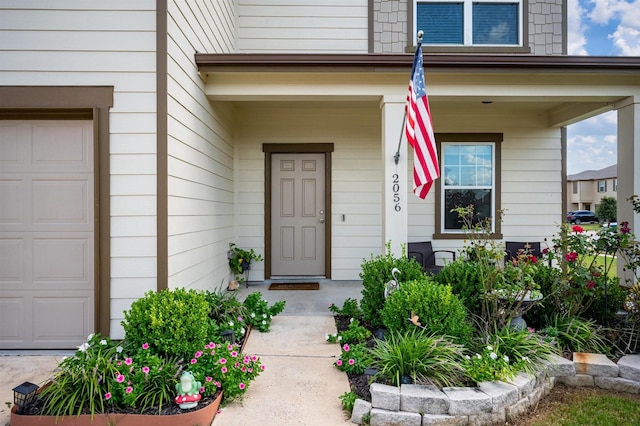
[596,196,617,223]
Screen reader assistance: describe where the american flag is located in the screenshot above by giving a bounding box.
[405,42,439,199]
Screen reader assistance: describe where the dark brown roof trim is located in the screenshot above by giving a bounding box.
[196,53,640,72]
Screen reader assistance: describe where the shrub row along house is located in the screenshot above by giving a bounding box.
[1,1,640,349]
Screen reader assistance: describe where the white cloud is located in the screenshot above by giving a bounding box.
[567,111,617,175]
[568,0,589,54]
[589,0,640,55]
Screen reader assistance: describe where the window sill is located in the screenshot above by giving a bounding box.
[406,46,531,54]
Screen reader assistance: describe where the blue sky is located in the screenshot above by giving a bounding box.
[566,0,640,175]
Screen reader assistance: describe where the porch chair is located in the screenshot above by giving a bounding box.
[407,241,456,275]
[504,241,542,263]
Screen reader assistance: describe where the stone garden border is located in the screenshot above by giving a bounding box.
[350,353,640,425]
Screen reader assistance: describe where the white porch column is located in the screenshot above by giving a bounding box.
[380,95,408,257]
[616,96,640,285]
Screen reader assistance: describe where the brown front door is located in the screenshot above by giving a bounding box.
[271,153,326,276]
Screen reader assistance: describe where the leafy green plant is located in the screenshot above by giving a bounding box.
[122,288,211,360]
[203,288,249,342]
[541,313,611,355]
[381,279,472,343]
[329,297,363,319]
[367,329,465,387]
[228,243,263,283]
[339,391,358,413]
[434,260,485,313]
[336,319,372,344]
[40,334,180,417]
[360,242,425,329]
[242,292,286,332]
[188,341,264,402]
[334,343,371,375]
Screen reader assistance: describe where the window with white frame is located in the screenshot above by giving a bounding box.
[439,139,497,234]
[598,180,606,192]
[414,0,523,46]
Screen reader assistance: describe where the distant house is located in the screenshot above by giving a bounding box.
[1,1,640,349]
[567,165,618,212]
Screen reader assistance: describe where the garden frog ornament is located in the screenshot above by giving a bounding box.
[174,371,202,409]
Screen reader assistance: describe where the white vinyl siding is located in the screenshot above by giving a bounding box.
[166,1,237,290]
[236,104,382,281]
[0,2,158,340]
[238,0,368,53]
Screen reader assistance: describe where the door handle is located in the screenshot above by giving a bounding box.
[319,218,325,223]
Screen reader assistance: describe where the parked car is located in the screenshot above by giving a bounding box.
[566,210,598,224]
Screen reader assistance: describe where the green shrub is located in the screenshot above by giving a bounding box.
[367,328,465,387]
[360,243,425,329]
[203,288,249,342]
[242,292,286,332]
[339,391,358,413]
[122,288,211,360]
[381,279,473,343]
[336,319,372,344]
[329,297,363,319]
[334,343,371,375]
[434,260,485,314]
[581,280,626,325]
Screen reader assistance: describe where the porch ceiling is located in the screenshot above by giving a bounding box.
[196,54,640,127]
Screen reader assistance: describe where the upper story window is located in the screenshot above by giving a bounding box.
[597,180,607,192]
[415,1,523,47]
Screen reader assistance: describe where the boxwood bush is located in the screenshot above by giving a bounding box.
[360,243,425,329]
[122,288,211,360]
[381,278,473,343]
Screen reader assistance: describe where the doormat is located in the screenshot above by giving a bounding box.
[268,282,320,290]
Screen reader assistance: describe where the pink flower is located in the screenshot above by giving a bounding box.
[104,392,112,401]
[336,360,343,366]
[527,327,535,333]
[124,358,133,366]
[125,386,133,394]
[231,351,238,357]
[234,362,240,368]
[248,368,253,373]
[621,222,631,234]
[243,357,250,364]
[343,344,350,352]
[239,383,246,390]
[221,366,228,373]
[214,381,221,388]
[348,359,355,365]
[238,316,243,322]
[219,358,227,365]
[200,387,205,393]
[565,252,578,262]
[241,367,247,372]
[142,343,149,350]
[116,374,125,383]
[116,361,122,366]
[142,366,150,374]
[251,355,258,362]
[572,225,585,233]
[205,376,213,382]
[195,351,203,358]
[260,364,266,371]
[227,344,234,350]
[191,358,197,364]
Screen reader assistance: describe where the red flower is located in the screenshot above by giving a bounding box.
[572,225,585,233]
[565,252,578,262]
[586,280,595,290]
[542,248,549,255]
[528,255,538,264]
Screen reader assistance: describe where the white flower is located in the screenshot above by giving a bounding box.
[99,339,107,345]
[229,321,234,327]
[116,346,123,353]
[522,356,530,363]
[263,314,267,318]
[350,318,354,323]
[262,320,266,325]
[338,336,343,341]
[77,342,90,352]
[251,313,256,318]
[476,354,482,359]
[325,333,330,340]
[87,333,95,341]
[241,327,246,334]
[490,352,498,360]
[464,355,471,360]
[503,355,509,363]
[486,345,493,351]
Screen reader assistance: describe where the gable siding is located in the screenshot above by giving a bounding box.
[166,1,238,290]
[0,1,158,339]
[238,0,368,53]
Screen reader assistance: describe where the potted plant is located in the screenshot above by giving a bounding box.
[227,243,263,289]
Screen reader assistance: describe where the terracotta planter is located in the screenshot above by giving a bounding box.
[10,391,222,426]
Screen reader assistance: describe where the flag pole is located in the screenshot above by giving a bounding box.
[394,30,423,166]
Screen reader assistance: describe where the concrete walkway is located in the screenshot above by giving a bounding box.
[0,280,363,426]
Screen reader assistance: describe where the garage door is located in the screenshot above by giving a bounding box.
[0,120,94,349]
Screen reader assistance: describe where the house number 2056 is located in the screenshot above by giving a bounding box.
[392,174,401,211]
